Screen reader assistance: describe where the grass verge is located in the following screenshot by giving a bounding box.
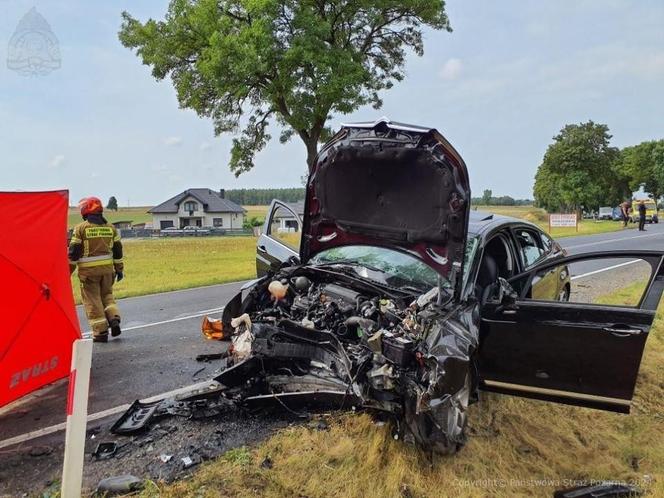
[71,237,257,303]
[142,290,664,498]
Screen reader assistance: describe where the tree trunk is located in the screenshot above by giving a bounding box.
[305,137,319,169]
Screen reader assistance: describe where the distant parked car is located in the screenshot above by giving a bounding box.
[161,226,183,236]
[598,207,613,220]
[612,207,623,221]
[183,225,211,234]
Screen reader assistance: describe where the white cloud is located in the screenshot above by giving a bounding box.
[163,136,183,146]
[48,154,65,168]
[439,58,462,81]
[200,141,211,151]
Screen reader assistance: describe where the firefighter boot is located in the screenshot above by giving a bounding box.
[110,319,122,337]
[93,333,108,343]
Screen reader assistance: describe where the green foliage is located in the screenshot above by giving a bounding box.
[242,216,263,229]
[619,139,664,202]
[471,195,532,206]
[226,187,304,205]
[119,0,450,174]
[533,121,627,212]
[106,196,118,211]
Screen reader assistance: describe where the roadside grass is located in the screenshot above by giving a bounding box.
[143,287,664,498]
[474,205,631,238]
[70,237,257,303]
[67,206,152,228]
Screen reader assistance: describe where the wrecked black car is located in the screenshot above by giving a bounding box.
[211,119,664,454]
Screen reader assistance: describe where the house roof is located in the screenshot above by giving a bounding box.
[149,188,245,214]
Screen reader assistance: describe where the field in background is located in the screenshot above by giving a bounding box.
[244,204,629,238]
[474,205,630,237]
[71,237,256,303]
[67,206,152,228]
[68,204,629,304]
[141,286,664,498]
[243,205,270,222]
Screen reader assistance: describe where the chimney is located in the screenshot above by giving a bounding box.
[219,188,225,199]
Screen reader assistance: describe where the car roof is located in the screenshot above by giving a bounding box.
[467,210,540,240]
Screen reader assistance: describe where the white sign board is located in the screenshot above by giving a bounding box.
[549,213,577,229]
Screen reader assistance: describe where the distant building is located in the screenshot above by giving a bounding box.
[149,188,246,230]
[111,220,133,230]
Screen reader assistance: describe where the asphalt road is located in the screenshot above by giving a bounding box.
[2,223,663,445]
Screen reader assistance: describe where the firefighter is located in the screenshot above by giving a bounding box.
[68,197,124,343]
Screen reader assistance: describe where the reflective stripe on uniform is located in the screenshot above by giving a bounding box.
[83,240,89,257]
[113,259,123,263]
[70,237,82,244]
[88,317,108,325]
[78,254,113,268]
[78,260,114,268]
[114,234,121,242]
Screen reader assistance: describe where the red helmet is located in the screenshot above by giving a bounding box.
[78,197,103,216]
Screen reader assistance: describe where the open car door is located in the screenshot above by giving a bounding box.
[256,200,302,276]
[478,250,664,413]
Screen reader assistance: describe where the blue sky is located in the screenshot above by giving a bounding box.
[1,1,663,206]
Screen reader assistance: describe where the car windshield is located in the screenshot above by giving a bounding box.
[309,238,480,293]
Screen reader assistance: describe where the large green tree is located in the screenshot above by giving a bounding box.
[119,0,451,175]
[533,121,627,212]
[619,139,664,204]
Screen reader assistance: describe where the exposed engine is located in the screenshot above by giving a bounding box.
[215,266,478,454]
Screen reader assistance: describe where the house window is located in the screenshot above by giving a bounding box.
[213,218,223,227]
[184,201,198,212]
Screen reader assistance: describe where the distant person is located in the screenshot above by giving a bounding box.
[620,200,632,228]
[638,200,647,231]
[68,197,124,343]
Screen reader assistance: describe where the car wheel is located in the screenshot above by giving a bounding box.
[406,371,472,455]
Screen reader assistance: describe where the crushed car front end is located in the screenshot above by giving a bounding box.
[213,119,477,454]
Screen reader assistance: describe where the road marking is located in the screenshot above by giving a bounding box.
[112,280,247,302]
[0,380,216,450]
[571,259,640,281]
[80,307,224,338]
[564,231,664,250]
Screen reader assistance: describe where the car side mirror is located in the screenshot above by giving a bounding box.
[287,255,301,266]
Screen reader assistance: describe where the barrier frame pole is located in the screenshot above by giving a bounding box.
[61,339,93,498]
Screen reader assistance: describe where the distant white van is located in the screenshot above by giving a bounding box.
[598,207,613,220]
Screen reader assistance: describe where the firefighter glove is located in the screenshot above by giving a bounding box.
[115,271,124,282]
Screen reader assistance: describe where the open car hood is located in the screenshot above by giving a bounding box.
[301,119,470,292]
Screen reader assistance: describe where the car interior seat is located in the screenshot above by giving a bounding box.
[475,253,498,305]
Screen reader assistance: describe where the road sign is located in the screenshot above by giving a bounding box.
[549,213,578,232]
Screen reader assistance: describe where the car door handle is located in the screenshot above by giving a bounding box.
[603,326,643,337]
[258,245,266,251]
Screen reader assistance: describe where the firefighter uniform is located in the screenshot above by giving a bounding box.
[69,198,124,342]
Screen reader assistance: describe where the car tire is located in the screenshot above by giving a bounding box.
[406,371,471,455]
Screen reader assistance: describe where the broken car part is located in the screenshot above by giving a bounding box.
[92,442,117,460]
[95,474,143,495]
[553,481,642,498]
[111,392,232,435]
